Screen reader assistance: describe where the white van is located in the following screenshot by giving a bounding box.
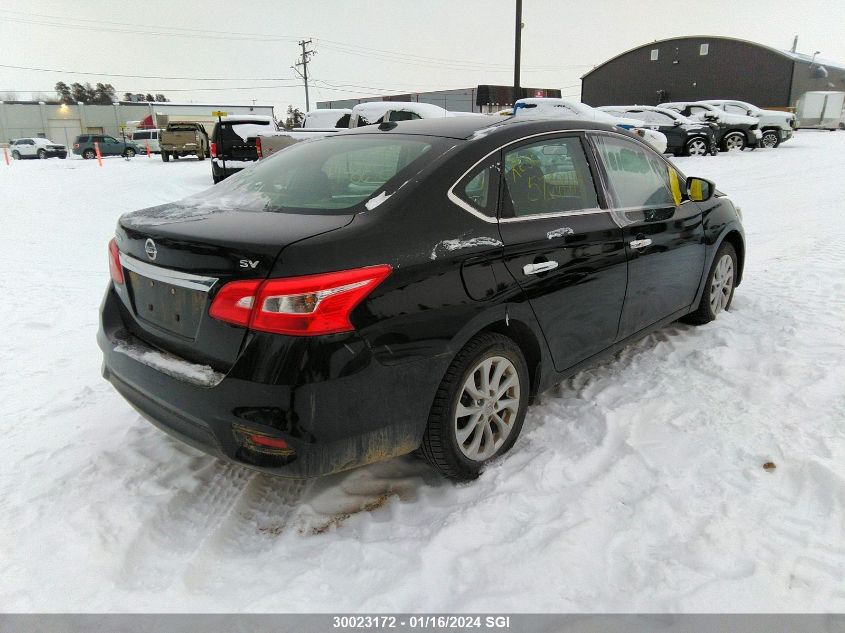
[130,129,162,153]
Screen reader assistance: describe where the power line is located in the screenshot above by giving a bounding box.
[0,63,299,82]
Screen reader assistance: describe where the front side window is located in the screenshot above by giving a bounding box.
[592,135,680,208]
[104,136,118,143]
[724,104,747,115]
[502,136,599,218]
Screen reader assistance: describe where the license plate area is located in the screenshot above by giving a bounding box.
[127,271,207,339]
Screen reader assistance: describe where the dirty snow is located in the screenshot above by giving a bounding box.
[1,134,844,612]
[547,227,575,239]
[114,337,224,388]
[430,236,504,260]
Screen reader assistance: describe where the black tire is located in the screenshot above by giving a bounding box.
[161,151,170,162]
[196,151,205,161]
[761,130,780,148]
[123,148,136,158]
[37,149,47,159]
[11,150,21,160]
[684,137,709,156]
[173,152,180,160]
[419,332,530,480]
[82,149,96,160]
[58,153,67,159]
[720,131,746,152]
[682,242,738,325]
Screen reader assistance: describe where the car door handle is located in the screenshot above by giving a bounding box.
[523,261,559,275]
[630,238,652,249]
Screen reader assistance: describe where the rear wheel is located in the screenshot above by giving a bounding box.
[684,137,709,156]
[761,130,780,148]
[82,149,96,160]
[196,151,205,160]
[11,150,21,160]
[683,242,737,325]
[721,131,746,152]
[420,333,529,480]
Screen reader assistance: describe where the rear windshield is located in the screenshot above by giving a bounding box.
[190,134,443,214]
[216,120,272,143]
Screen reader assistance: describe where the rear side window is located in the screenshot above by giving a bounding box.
[592,135,678,208]
[454,161,499,217]
[133,131,150,140]
[502,136,599,217]
[198,135,439,213]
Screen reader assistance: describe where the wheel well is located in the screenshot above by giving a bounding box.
[476,319,543,403]
[722,230,745,284]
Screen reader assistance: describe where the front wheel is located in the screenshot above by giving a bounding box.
[685,137,709,156]
[721,131,746,152]
[82,149,96,160]
[123,148,136,158]
[37,149,47,159]
[761,130,780,148]
[683,242,737,325]
[420,333,529,480]
[161,151,170,162]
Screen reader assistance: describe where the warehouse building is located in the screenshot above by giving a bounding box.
[316,84,562,113]
[581,36,845,109]
[0,101,275,146]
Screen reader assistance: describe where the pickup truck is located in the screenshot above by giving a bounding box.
[210,115,278,182]
[254,129,339,160]
[159,121,209,162]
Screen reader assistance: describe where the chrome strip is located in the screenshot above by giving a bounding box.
[119,253,218,292]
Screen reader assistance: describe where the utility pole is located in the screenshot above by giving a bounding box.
[513,0,523,105]
[293,39,316,112]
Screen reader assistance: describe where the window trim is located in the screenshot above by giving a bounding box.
[446,129,610,224]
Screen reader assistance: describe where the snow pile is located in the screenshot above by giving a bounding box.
[430,236,504,260]
[114,338,224,388]
[0,134,844,612]
[364,191,392,211]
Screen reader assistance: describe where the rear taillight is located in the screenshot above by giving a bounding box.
[108,238,124,285]
[73,143,80,149]
[209,265,391,336]
[210,142,217,158]
[255,137,263,158]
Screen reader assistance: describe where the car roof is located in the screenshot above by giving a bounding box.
[339,115,620,140]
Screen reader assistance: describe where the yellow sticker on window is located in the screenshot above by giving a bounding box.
[690,179,704,201]
[668,168,683,206]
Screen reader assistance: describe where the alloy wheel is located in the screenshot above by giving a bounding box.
[724,133,745,151]
[455,356,520,461]
[709,254,734,314]
[761,132,779,148]
[687,139,708,156]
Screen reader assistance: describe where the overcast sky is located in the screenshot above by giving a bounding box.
[1,0,843,112]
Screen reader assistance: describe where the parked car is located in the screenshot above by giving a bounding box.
[514,98,668,153]
[210,115,277,183]
[160,122,209,162]
[703,100,796,148]
[130,129,163,153]
[659,102,762,151]
[599,105,718,156]
[9,137,67,159]
[73,134,140,159]
[99,117,744,481]
[348,101,481,128]
[302,108,351,129]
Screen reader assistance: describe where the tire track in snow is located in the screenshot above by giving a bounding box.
[118,461,254,591]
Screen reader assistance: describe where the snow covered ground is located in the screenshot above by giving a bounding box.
[1,135,843,613]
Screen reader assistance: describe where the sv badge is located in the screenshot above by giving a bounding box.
[239,259,260,269]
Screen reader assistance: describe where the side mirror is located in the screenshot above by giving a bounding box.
[686,176,715,202]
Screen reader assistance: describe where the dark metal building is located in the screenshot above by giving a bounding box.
[581,36,845,109]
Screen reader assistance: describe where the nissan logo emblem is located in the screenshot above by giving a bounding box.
[144,238,158,261]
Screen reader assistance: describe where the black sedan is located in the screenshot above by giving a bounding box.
[99,116,745,480]
[599,105,719,156]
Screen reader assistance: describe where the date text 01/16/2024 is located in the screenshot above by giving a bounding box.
[332,615,512,629]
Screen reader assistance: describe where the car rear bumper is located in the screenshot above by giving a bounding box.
[98,285,446,478]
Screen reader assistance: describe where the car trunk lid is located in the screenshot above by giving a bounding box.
[115,201,354,372]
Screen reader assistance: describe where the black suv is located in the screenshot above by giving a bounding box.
[99,117,745,481]
[210,116,276,183]
[600,106,718,156]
